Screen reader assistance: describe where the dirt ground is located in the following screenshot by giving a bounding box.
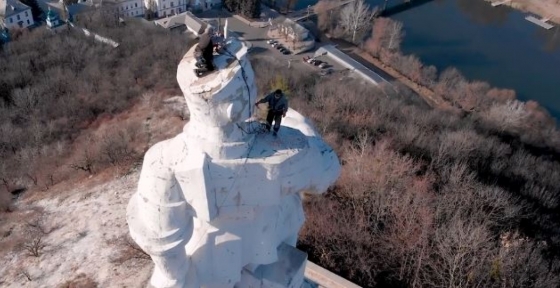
[498,0,560,24]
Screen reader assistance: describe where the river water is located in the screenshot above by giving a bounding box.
[295,0,560,118]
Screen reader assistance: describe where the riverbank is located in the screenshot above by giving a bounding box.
[349,47,456,111]
[487,0,560,25]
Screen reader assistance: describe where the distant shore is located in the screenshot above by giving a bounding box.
[486,0,560,25]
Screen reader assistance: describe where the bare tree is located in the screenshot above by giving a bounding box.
[23,236,44,257]
[365,17,404,56]
[282,0,298,13]
[145,0,157,20]
[70,149,96,174]
[385,19,403,51]
[484,100,529,133]
[339,0,375,42]
[314,0,338,32]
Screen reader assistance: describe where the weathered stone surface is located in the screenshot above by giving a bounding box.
[126,38,340,288]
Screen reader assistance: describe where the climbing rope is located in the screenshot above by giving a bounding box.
[222,45,254,119]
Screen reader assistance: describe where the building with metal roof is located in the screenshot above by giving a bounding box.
[314,45,389,86]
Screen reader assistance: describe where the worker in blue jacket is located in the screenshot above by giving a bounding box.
[255,89,288,136]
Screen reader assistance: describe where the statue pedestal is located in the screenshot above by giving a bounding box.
[236,243,307,288]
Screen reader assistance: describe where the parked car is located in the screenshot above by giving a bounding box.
[319,69,333,76]
[271,42,281,47]
[318,62,329,69]
[267,39,277,44]
[306,58,318,64]
[275,45,284,50]
[282,49,291,55]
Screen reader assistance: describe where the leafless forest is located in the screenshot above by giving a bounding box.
[291,3,560,286]
[0,11,194,210]
[1,5,560,288]
[250,54,560,287]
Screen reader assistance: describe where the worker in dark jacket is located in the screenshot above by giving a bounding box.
[195,26,215,71]
[255,89,288,136]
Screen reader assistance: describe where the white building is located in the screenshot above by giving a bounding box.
[0,0,34,29]
[145,0,186,18]
[104,0,144,17]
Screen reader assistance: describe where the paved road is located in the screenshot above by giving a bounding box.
[196,10,371,82]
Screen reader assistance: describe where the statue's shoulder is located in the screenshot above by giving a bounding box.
[142,135,189,172]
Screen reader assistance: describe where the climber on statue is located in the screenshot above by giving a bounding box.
[195,26,215,72]
[255,89,288,136]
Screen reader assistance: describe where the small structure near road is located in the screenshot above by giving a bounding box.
[46,7,65,30]
[525,15,554,29]
[490,0,511,7]
[314,45,388,86]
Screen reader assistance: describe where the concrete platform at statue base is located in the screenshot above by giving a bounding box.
[304,261,361,288]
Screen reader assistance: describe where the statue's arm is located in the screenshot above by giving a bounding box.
[128,140,194,251]
[127,140,194,284]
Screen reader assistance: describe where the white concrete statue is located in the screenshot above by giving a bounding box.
[126,38,340,288]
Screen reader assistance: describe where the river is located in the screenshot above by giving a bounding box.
[295,0,560,118]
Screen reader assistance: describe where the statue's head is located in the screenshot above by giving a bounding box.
[176,38,257,144]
